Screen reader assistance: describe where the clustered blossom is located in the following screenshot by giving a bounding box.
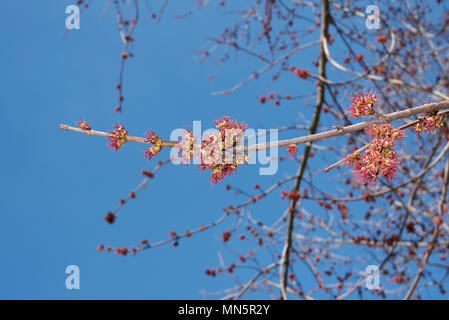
[346,89,377,118]
[144,129,163,160]
[108,123,128,151]
[282,143,298,158]
[414,113,445,136]
[197,116,248,184]
[345,124,404,185]
[289,66,309,79]
[76,119,91,131]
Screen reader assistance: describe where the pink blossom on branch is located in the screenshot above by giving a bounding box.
[144,145,162,161]
[144,129,163,160]
[289,66,310,79]
[282,143,298,158]
[414,114,445,136]
[214,115,247,133]
[345,124,405,185]
[366,123,405,146]
[353,146,401,185]
[108,123,128,151]
[171,115,248,184]
[346,89,377,118]
[198,116,248,184]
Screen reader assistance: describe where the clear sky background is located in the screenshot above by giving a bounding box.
[1,1,443,300]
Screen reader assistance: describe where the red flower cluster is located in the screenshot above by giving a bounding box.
[347,89,377,117]
[213,115,247,132]
[282,143,298,158]
[144,129,163,160]
[289,66,310,79]
[345,124,404,185]
[108,123,128,151]
[414,114,445,136]
[193,116,248,184]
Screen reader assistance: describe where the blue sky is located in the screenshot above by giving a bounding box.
[2,1,444,300]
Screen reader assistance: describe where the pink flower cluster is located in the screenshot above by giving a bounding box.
[282,143,298,158]
[289,66,310,79]
[108,123,128,151]
[144,129,163,160]
[345,124,404,185]
[176,115,248,184]
[414,114,444,136]
[346,89,377,118]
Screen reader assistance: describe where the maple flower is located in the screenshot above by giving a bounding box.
[345,123,404,185]
[294,68,310,79]
[214,115,247,133]
[282,144,298,158]
[414,114,445,136]
[108,123,128,151]
[354,146,400,185]
[366,123,405,146]
[176,127,196,163]
[347,89,377,117]
[144,129,161,144]
[76,119,91,131]
[344,152,361,168]
[198,116,248,184]
[144,129,163,160]
[144,145,161,161]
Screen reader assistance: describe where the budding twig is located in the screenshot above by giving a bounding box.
[58,124,177,147]
[60,101,449,159]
